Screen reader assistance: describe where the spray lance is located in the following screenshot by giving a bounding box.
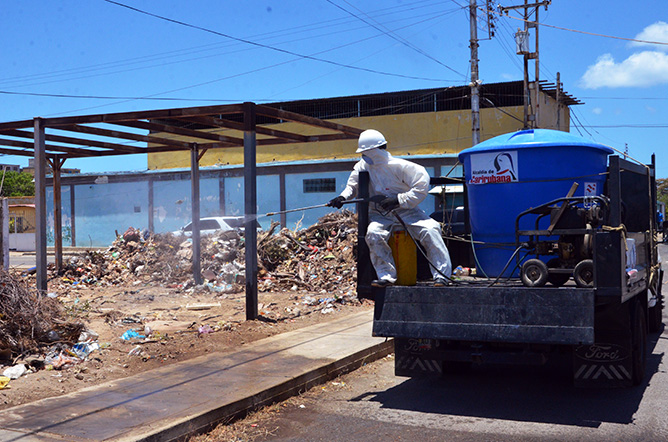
[264,198,366,217]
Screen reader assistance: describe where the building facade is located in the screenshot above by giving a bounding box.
[46,81,575,247]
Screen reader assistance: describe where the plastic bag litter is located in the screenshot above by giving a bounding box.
[121,329,146,340]
[71,342,100,359]
[2,364,27,379]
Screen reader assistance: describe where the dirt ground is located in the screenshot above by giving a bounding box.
[0,279,371,411]
[0,211,370,413]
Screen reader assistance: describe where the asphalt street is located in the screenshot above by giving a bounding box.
[258,245,668,442]
[8,251,54,271]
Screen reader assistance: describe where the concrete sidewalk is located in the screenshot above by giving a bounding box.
[0,310,391,442]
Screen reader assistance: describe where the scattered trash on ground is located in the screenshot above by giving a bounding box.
[0,211,364,396]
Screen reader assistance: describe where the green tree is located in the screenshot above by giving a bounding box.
[658,178,668,213]
[0,171,35,197]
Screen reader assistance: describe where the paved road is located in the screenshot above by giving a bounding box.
[264,323,668,442]
[259,248,668,442]
[7,252,53,270]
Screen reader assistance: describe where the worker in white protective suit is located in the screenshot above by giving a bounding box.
[327,129,452,287]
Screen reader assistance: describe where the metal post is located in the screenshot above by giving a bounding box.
[534,4,540,127]
[218,175,225,215]
[243,102,258,320]
[523,0,529,128]
[469,0,480,146]
[190,143,202,285]
[279,173,287,228]
[70,184,76,246]
[51,158,63,274]
[556,72,561,130]
[0,199,8,270]
[33,117,47,293]
[148,178,154,233]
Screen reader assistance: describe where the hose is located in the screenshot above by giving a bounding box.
[390,210,457,285]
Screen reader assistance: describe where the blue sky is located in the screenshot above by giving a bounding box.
[1,1,667,176]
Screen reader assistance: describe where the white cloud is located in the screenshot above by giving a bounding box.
[592,107,603,115]
[630,21,668,51]
[580,51,668,89]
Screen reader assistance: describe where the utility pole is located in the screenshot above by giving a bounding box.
[500,0,550,128]
[470,0,480,146]
[556,71,561,130]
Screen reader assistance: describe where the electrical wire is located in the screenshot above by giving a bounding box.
[103,0,450,83]
[325,0,467,78]
[495,11,668,46]
[1,0,449,88]
[34,8,461,116]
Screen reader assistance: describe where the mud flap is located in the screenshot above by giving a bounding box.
[573,340,633,388]
[394,338,443,377]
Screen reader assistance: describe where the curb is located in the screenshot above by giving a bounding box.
[132,338,394,442]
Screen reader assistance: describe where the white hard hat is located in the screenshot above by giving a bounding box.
[357,129,387,153]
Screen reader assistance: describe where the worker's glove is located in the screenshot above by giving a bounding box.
[380,196,400,212]
[327,196,346,209]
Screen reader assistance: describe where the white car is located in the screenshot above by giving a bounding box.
[173,216,259,237]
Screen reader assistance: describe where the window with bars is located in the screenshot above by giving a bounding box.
[303,178,336,193]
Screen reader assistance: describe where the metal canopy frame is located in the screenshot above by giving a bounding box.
[0,102,363,320]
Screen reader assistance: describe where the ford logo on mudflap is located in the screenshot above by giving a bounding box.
[576,344,628,362]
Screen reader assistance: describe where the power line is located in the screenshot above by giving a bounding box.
[0,90,247,102]
[488,5,668,46]
[1,1,452,89]
[103,0,450,83]
[44,8,461,117]
[580,96,668,100]
[325,0,466,77]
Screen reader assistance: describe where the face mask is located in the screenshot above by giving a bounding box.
[361,147,389,165]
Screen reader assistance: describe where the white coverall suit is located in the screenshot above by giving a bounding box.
[339,147,452,283]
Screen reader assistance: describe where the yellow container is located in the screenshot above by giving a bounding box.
[389,230,417,286]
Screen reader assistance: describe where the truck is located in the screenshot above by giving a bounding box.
[357,149,664,388]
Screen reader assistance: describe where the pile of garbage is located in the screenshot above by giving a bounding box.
[257,210,358,296]
[51,226,244,291]
[48,210,359,296]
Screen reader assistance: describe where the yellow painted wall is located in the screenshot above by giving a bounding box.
[9,206,36,233]
[148,101,562,170]
[535,91,570,130]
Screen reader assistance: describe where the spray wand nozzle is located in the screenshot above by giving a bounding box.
[264,198,366,217]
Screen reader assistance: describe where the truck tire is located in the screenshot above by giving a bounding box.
[631,303,647,386]
[573,259,594,288]
[547,258,570,287]
[521,259,549,287]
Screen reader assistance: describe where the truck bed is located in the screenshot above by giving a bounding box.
[372,285,596,345]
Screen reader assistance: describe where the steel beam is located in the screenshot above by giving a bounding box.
[33,118,47,293]
[255,104,363,136]
[244,102,258,321]
[70,184,76,247]
[190,144,202,285]
[50,157,64,274]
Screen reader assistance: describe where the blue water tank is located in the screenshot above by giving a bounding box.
[458,129,613,277]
